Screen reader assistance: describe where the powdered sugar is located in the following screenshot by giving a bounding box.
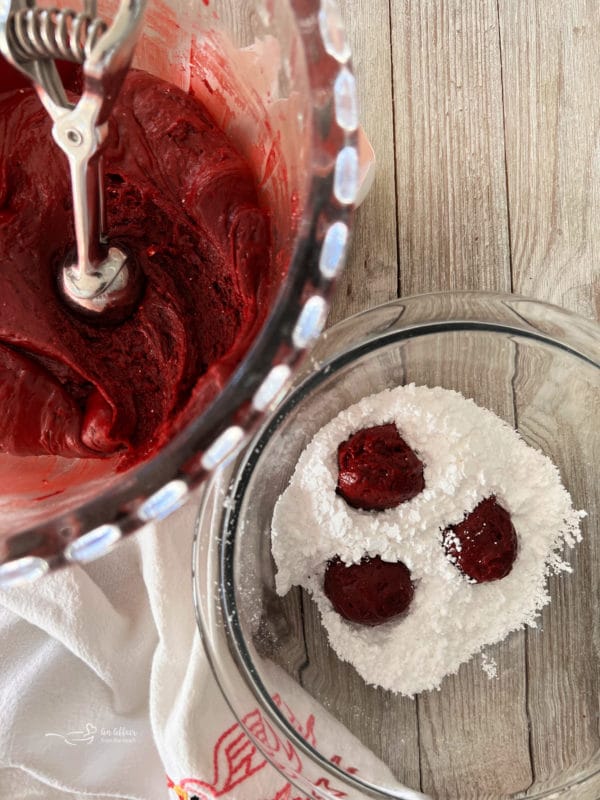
[480,651,498,680]
[271,384,585,695]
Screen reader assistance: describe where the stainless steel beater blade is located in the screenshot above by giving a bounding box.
[55,0,147,317]
[0,0,147,319]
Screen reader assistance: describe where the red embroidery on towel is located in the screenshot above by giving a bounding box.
[271,783,309,800]
[272,694,316,747]
[313,777,348,798]
[330,755,358,775]
[166,701,354,800]
[168,703,312,798]
[178,720,266,796]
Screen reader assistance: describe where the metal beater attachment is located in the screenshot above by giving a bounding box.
[0,0,147,320]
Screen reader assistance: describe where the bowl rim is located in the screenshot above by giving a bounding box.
[0,0,359,579]
[194,289,600,800]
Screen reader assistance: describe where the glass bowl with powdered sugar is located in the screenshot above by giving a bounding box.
[194,291,600,800]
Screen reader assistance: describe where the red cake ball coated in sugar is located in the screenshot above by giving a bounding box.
[336,423,425,511]
[324,555,415,626]
[443,496,518,583]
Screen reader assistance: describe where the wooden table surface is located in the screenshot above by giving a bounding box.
[332,0,600,326]
[288,3,600,798]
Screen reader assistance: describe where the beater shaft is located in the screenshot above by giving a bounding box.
[0,0,147,319]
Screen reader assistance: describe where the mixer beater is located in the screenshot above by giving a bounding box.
[0,0,147,320]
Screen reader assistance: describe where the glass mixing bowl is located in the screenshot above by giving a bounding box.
[194,291,600,800]
[0,0,359,583]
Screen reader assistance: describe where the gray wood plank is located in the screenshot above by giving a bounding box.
[511,344,600,796]
[401,330,532,799]
[390,0,511,296]
[498,3,600,794]
[386,3,531,796]
[499,0,600,320]
[330,0,399,324]
[292,0,423,791]
[268,1,600,797]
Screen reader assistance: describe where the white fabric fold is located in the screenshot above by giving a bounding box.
[0,492,422,800]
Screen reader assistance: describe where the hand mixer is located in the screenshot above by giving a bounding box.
[0,0,147,320]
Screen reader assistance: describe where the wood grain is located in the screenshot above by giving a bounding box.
[486,5,600,792]
[390,0,511,295]
[498,0,600,319]
[401,331,532,799]
[318,0,422,788]
[329,0,399,325]
[511,344,600,795]
[386,4,531,796]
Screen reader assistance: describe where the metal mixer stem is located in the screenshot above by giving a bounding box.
[0,0,147,319]
[52,100,118,302]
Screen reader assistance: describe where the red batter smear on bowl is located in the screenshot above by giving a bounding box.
[324,555,414,626]
[443,495,518,583]
[336,423,425,511]
[0,67,270,466]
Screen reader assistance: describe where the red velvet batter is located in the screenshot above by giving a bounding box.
[443,496,518,583]
[0,67,270,465]
[324,555,414,626]
[336,423,425,511]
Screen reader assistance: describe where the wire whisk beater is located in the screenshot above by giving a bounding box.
[6,6,107,64]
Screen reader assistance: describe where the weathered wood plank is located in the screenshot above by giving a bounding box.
[294,1,422,791]
[386,3,531,796]
[390,0,511,296]
[498,4,600,794]
[330,0,399,324]
[401,330,532,799]
[499,0,600,320]
[511,344,600,796]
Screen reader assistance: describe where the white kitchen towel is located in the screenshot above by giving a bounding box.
[0,487,423,800]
